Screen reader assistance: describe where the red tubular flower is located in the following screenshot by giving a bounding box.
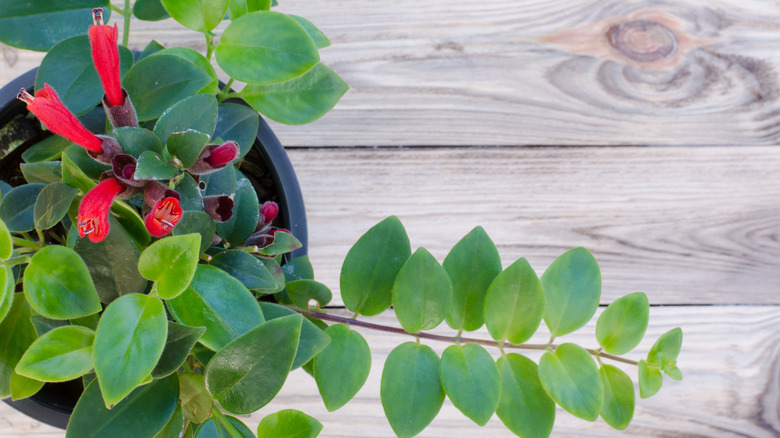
[259,201,278,226]
[145,197,183,237]
[77,178,125,242]
[90,8,123,108]
[18,85,104,153]
[204,142,239,167]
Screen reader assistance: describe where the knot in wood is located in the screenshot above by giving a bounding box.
[607,20,677,63]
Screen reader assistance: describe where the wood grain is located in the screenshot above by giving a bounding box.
[1,306,777,437]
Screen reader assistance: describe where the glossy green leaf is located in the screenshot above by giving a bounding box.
[138,40,166,61]
[201,165,236,197]
[647,327,683,369]
[112,199,152,248]
[167,130,210,169]
[600,364,635,430]
[35,35,134,115]
[440,344,500,426]
[313,324,370,411]
[154,48,220,94]
[154,405,184,438]
[259,257,286,294]
[392,247,452,333]
[63,144,111,179]
[227,0,248,19]
[21,135,70,163]
[0,184,45,232]
[20,161,63,184]
[134,151,179,180]
[216,11,319,84]
[248,0,272,12]
[381,342,444,438]
[443,226,502,332]
[0,294,37,398]
[124,54,214,121]
[210,250,275,290]
[10,371,44,400]
[167,265,264,350]
[0,267,12,324]
[66,375,179,438]
[255,230,303,257]
[596,292,649,355]
[33,182,77,231]
[290,15,330,48]
[283,255,315,282]
[24,245,101,319]
[286,279,332,309]
[538,343,603,421]
[173,211,215,254]
[257,409,323,438]
[496,353,556,438]
[93,294,168,408]
[180,373,212,423]
[15,326,94,382]
[215,177,259,245]
[0,219,12,259]
[161,0,229,32]
[341,216,411,316]
[155,94,218,145]
[61,152,97,193]
[115,126,164,156]
[258,302,330,370]
[153,322,207,378]
[195,416,254,438]
[0,1,110,51]
[541,247,601,337]
[240,63,347,125]
[214,103,260,159]
[205,314,302,414]
[638,360,663,398]
[177,174,205,211]
[139,234,201,300]
[484,257,545,344]
[29,314,68,337]
[134,0,171,21]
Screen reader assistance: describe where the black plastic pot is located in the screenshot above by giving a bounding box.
[0,68,307,429]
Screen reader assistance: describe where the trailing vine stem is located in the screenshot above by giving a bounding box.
[294,308,639,366]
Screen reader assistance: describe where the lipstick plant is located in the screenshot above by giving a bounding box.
[0,2,682,438]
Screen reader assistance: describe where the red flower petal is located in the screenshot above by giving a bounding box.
[259,201,278,225]
[76,178,124,242]
[204,142,238,167]
[90,9,123,107]
[145,197,183,237]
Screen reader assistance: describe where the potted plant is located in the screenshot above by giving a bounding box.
[0,2,684,438]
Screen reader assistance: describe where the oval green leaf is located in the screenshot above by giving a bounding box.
[115,126,164,156]
[216,11,319,84]
[20,162,63,185]
[0,294,37,398]
[484,257,544,344]
[0,267,13,324]
[638,359,663,399]
[15,325,94,382]
[22,135,70,163]
[538,343,603,421]
[205,314,302,414]
[440,344,500,426]
[0,184,45,233]
[195,416,255,438]
[215,177,259,245]
[154,47,220,94]
[0,1,110,51]
[167,130,211,169]
[161,0,229,32]
[596,292,649,355]
[10,371,44,401]
[214,103,260,159]
[210,250,275,290]
[134,151,179,180]
[392,247,452,333]
[152,322,207,378]
[496,353,556,438]
[154,94,218,145]
[257,409,323,438]
[93,294,168,408]
[0,219,12,260]
[138,233,201,300]
[180,372,213,423]
[313,324,371,412]
[541,247,601,337]
[599,364,635,430]
[340,216,411,316]
[290,15,331,48]
[155,405,184,438]
[647,327,683,369]
[380,342,444,438]
[133,0,170,21]
[23,245,101,319]
[286,279,332,309]
[173,211,216,254]
[259,302,331,370]
[33,182,78,231]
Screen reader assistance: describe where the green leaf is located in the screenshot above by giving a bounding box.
[214,103,260,159]
[215,177,259,245]
[647,327,683,370]
[139,234,201,300]
[240,63,347,125]
[596,292,649,355]
[23,245,101,319]
[538,343,603,421]
[66,375,179,438]
[33,182,77,230]
[180,373,213,423]
[112,199,152,248]
[290,15,330,48]
[195,416,255,438]
[29,314,68,337]
[227,0,248,20]
[255,231,302,257]
[167,130,211,169]
[20,162,63,184]
[124,54,214,121]
[259,257,286,294]
[282,255,315,282]
[443,226,502,332]
[63,144,111,179]
[115,126,164,156]
[134,151,179,180]
[205,314,302,414]
[599,364,635,430]
[381,342,444,438]
[259,302,331,370]
[15,326,94,382]
[0,183,45,232]
[0,219,12,259]
[257,409,323,438]
[10,371,44,400]
[216,11,320,84]
[154,405,185,438]
[341,216,411,316]
[0,294,37,398]
[138,40,166,61]
[210,250,275,290]
[286,279,332,309]
[152,322,207,378]
[35,35,134,115]
[313,324,370,411]
[201,165,236,197]
[483,258,545,344]
[62,155,95,193]
[496,353,556,438]
[155,94,218,146]
[161,0,229,32]
[541,247,601,337]
[440,344,500,426]
[177,174,206,211]
[21,135,70,163]
[167,265,264,350]
[134,0,171,21]
[173,211,216,254]
[392,247,452,333]
[248,0,272,12]
[0,1,110,51]
[0,267,12,324]
[154,48,220,94]
[638,359,663,398]
[93,294,168,408]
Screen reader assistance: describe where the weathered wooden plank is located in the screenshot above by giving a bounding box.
[1,306,777,437]
[4,1,780,146]
[289,146,780,305]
